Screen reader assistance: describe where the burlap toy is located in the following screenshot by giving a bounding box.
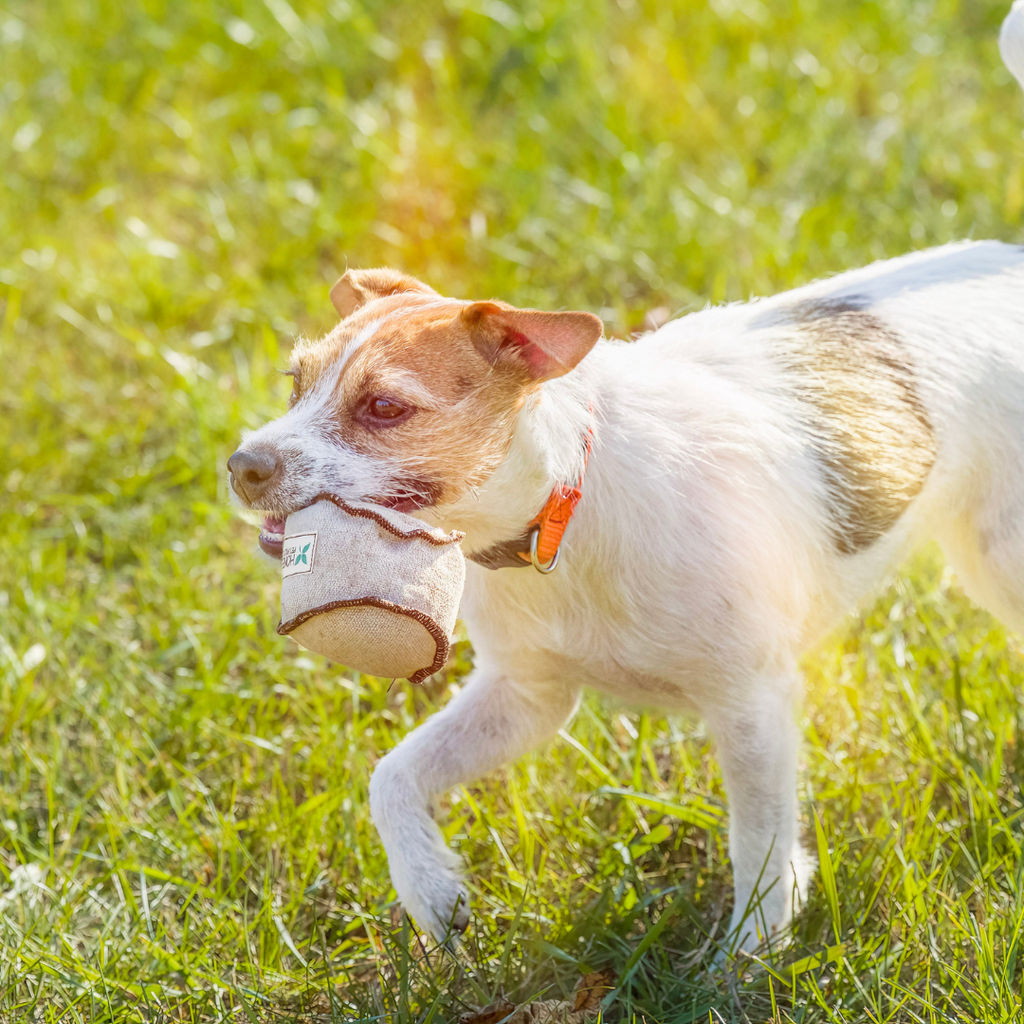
[277,495,465,683]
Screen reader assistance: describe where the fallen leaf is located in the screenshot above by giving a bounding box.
[514,999,584,1023]
[460,975,615,1024]
[572,969,616,1013]
[459,1000,516,1024]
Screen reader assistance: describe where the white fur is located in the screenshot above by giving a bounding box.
[246,9,1024,953]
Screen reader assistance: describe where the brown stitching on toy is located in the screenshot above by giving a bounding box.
[277,595,449,684]
[304,492,465,547]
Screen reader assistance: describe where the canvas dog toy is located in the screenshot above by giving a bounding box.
[277,494,465,683]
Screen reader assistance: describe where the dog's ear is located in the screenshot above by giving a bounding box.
[461,302,603,381]
[329,269,439,318]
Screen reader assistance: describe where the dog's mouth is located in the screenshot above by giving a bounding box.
[378,479,441,516]
[378,494,426,515]
[254,481,438,560]
[258,514,286,559]
[255,501,420,560]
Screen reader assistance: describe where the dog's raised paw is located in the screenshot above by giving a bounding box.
[397,868,470,941]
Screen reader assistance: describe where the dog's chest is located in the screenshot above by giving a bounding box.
[460,564,733,711]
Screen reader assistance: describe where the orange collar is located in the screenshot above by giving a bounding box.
[467,413,594,574]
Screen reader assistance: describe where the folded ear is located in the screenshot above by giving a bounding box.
[461,302,603,381]
[329,268,439,318]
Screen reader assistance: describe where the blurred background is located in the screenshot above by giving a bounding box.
[2,0,1023,1020]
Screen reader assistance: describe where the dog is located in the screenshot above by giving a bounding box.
[228,4,1024,952]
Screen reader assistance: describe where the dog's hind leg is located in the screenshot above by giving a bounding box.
[707,672,811,955]
[937,476,1024,635]
[369,668,580,941]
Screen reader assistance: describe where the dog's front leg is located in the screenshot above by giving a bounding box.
[709,680,810,953]
[369,668,580,940]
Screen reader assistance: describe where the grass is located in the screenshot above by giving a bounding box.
[2,0,1024,1019]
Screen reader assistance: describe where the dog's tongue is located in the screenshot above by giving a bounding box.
[259,515,286,559]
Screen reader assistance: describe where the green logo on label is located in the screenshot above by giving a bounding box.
[282,532,316,575]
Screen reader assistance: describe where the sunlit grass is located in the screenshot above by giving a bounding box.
[2,0,1024,1019]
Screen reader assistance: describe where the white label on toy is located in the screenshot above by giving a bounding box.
[282,532,317,577]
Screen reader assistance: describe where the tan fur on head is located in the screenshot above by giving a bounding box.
[330,268,440,318]
[243,271,604,515]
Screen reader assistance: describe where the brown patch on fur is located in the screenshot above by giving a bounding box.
[786,298,936,553]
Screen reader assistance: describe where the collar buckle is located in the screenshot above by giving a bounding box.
[529,526,560,573]
[466,406,595,574]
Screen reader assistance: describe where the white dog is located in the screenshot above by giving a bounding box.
[228,5,1024,952]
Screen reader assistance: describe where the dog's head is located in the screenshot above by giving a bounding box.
[228,268,602,556]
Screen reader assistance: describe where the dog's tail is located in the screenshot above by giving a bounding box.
[1001,1,1024,91]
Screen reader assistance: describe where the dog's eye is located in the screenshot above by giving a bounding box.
[363,396,412,423]
[370,397,405,418]
[281,368,301,405]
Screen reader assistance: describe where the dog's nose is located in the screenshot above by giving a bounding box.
[228,448,281,504]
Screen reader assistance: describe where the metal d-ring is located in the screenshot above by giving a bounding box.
[529,527,560,574]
